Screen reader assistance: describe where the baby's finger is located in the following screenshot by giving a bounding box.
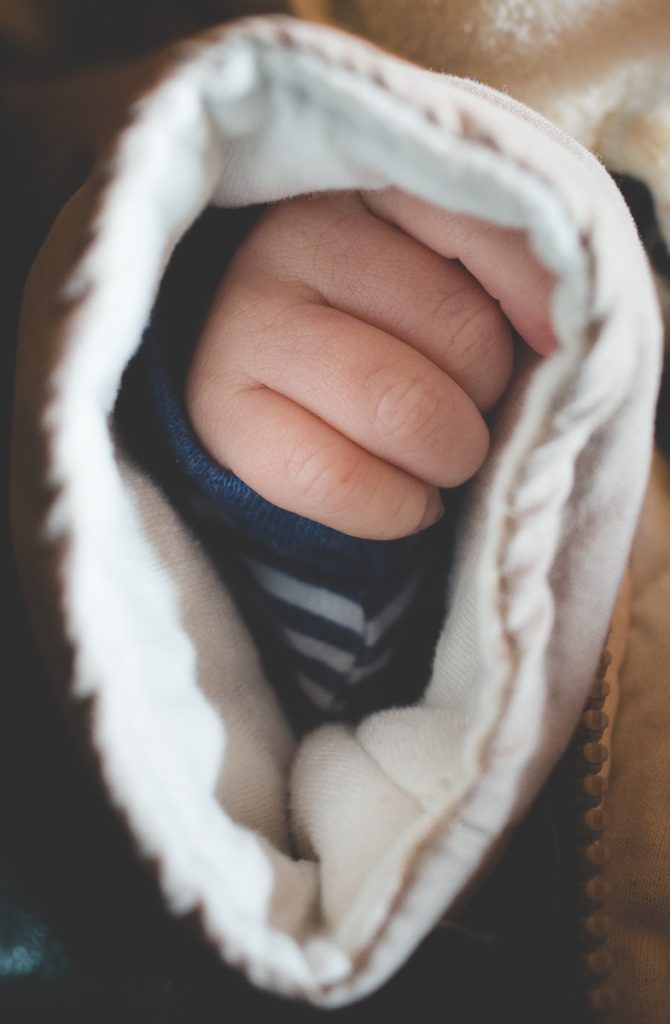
[196,289,489,490]
[361,187,557,356]
[190,383,444,540]
[241,193,514,412]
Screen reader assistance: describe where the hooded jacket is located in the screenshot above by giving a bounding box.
[7,6,670,1020]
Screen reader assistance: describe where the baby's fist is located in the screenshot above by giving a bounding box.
[186,190,554,539]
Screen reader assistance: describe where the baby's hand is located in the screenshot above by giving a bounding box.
[186,189,555,540]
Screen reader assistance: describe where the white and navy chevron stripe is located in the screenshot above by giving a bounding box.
[239,552,428,713]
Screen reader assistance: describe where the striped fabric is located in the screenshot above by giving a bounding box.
[235,547,430,714]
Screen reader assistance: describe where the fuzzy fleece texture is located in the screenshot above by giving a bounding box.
[295,2,670,238]
[10,14,663,1008]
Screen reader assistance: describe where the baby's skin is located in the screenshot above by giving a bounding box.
[186,189,556,540]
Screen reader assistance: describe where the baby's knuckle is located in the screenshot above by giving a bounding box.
[448,302,507,368]
[283,439,360,510]
[370,371,440,445]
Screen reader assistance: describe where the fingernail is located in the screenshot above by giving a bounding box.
[416,491,444,532]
